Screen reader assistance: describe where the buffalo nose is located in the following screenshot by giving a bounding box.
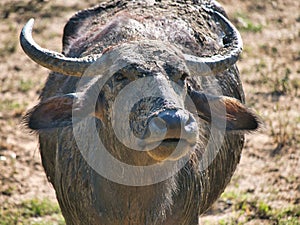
[145,109,198,144]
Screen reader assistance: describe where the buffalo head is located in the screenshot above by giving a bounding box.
[21,11,259,167]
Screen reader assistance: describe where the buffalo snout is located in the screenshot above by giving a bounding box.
[140,109,198,161]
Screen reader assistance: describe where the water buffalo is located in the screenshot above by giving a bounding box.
[20,0,259,224]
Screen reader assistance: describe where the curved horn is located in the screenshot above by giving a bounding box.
[184,10,243,76]
[20,19,101,77]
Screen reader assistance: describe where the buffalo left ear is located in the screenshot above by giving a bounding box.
[189,90,260,132]
[24,91,105,130]
[24,94,79,130]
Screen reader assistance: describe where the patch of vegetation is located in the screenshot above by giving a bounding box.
[221,190,249,202]
[0,0,48,20]
[18,79,35,93]
[1,0,81,21]
[233,12,263,33]
[291,78,300,96]
[215,189,300,224]
[0,99,28,114]
[0,198,65,225]
[0,39,17,57]
[234,201,299,224]
[259,44,279,57]
[269,103,299,154]
[1,185,15,197]
[21,199,61,217]
[271,69,292,95]
[248,58,298,97]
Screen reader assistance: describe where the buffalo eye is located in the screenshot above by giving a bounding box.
[163,62,189,83]
[180,72,189,81]
[115,72,127,81]
[176,72,188,86]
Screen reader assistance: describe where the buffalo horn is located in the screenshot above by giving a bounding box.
[20,18,101,77]
[184,10,243,76]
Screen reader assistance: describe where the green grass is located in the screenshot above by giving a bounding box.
[0,99,28,116]
[213,189,300,224]
[21,199,61,217]
[0,39,17,57]
[236,199,299,221]
[18,79,35,93]
[268,102,299,153]
[0,198,65,225]
[220,190,252,204]
[291,78,300,96]
[234,12,263,33]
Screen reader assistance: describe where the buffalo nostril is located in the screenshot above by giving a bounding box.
[144,117,167,143]
[156,110,198,144]
[150,117,167,131]
[142,110,198,145]
[184,115,197,131]
[183,115,198,143]
[159,110,191,128]
[158,112,182,139]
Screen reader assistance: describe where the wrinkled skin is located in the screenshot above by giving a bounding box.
[24,1,259,225]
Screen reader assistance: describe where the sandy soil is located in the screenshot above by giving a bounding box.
[0,0,299,224]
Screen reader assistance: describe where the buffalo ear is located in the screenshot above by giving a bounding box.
[24,94,78,130]
[189,90,260,132]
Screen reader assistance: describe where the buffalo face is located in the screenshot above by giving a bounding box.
[25,41,259,166]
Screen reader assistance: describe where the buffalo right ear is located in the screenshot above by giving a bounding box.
[24,93,80,130]
[189,90,260,132]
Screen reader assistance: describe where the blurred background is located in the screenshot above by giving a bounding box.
[0,0,299,224]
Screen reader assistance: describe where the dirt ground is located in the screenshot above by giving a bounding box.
[0,0,299,224]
